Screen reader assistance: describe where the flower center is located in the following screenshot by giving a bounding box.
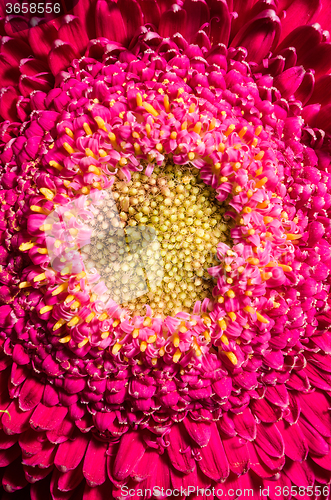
[82,162,231,316]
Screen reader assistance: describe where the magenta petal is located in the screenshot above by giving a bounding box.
[167,424,195,474]
[194,422,229,481]
[28,22,58,61]
[223,436,249,475]
[131,449,159,481]
[251,398,279,423]
[139,0,161,26]
[19,378,44,411]
[48,40,81,76]
[2,400,33,435]
[209,0,231,45]
[30,403,68,432]
[284,459,314,488]
[0,54,20,86]
[273,66,305,99]
[295,70,314,105]
[73,0,96,39]
[95,0,127,45]
[19,428,44,456]
[246,441,274,478]
[0,37,31,65]
[54,432,89,472]
[182,0,209,43]
[276,420,308,462]
[0,444,21,467]
[83,437,107,486]
[57,462,84,492]
[231,408,256,442]
[159,5,187,39]
[255,422,284,458]
[277,0,321,43]
[300,42,331,79]
[118,0,143,46]
[183,416,211,447]
[113,431,146,480]
[298,391,331,437]
[46,418,75,444]
[58,15,89,55]
[276,24,322,59]
[0,86,19,122]
[231,10,281,63]
[299,417,330,456]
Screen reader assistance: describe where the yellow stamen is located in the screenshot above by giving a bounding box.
[65,295,75,304]
[95,116,107,131]
[70,301,80,310]
[220,176,228,183]
[189,103,195,113]
[159,347,165,356]
[151,358,158,366]
[257,200,269,209]
[218,142,225,152]
[112,343,122,355]
[132,328,139,338]
[39,224,53,232]
[98,149,107,157]
[140,341,147,352]
[30,205,48,214]
[233,162,241,171]
[136,93,143,107]
[65,127,74,138]
[173,334,180,347]
[134,143,141,154]
[251,137,258,147]
[261,272,272,281]
[238,126,247,138]
[170,131,177,140]
[109,132,117,143]
[256,312,269,323]
[52,282,68,295]
[142,102,159,117]
[37,248,48,254]
[78,338,89,348]
[67,316,79,327]
[224,352,238,364]
[63,142,75,154]
[49,160,63,171]
[173,348,181,363]
[286,233,302,240]
[255,177,268,189]
[209,118,216,130]
[83,123,93,135]
[143,317,152,327]
[194,122,202,134]
[181,121,187,130]
[147,334,157,344]
[101,331,110,339]
[221,334,229,344]
[243,206,252,214]
[53,319,66,331]
[203,330,211,342]
[156,143,163,153]
[112,319,120,327]
[146,123,151,137]
[263,216,273,224]
[255,167,263,177]
[34,272,46,282]
[85,148,95,158]
[86,312,95,323]
[244,306,255,314]
[255,125,263,136]
[246,257,259,265]
[188,152,195,161]
[164,95,170,112]
[245,290,253,296]
[224,124,235,137]
[228,312,236,321]
[59,335,71,343]
[19,281,31,289]
[76,271,86,280]
[88,165,101,175]
[98,313,108,322]
[226,290,235,298]
[254,151,265,161]
[19,241,35,251]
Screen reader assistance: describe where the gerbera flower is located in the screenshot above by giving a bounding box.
[1,0,331,499]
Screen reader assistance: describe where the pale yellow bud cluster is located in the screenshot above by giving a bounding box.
[82,164,231,316]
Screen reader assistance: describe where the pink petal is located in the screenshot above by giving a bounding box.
[255,445,285,472]
[118,0,143,46]
[19,428,45,456]
[0,443,21,467]
[231,407,257,441]
[2,400,33,435]
[265,384,289,408]
[0,86,19,121]
[284,459,314,488]
[231,10,281,63]
[28,21,58,60]
[276,0,321,43]
[223,436,249,475]
[131,449,159,481]
[58,462,84,492]
[22,441,55,468]
[276,420,308,462]
[19,377,44,411]
[183,416,211,447]
[194,422,229,482]
[48,40,80,75]
[246,441,275,478]
[209,0,231,45]
[170,466,197,491]
[167,424,195,474]
[0,54,20,86]
[139,0,161,26]
[73,0,96,40]
[250,398,280,423]
[276,24,322,60]
[159,5,187,38]
[299,417,330,456]
[113,431,146,480]
[58,15,89,55]
[273,66,305,100]
[46,418,75,444]
[54,432,89,472]
[255,423,284,458]
[300,42,331,79]
[182,0,209,43]
[95,0,127,45]
[83,479,112,500]
[3,456,28,491]
[83,437,108,486]
[30,403,68,432]
[0,36,31,65]
[298,391,331,437]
